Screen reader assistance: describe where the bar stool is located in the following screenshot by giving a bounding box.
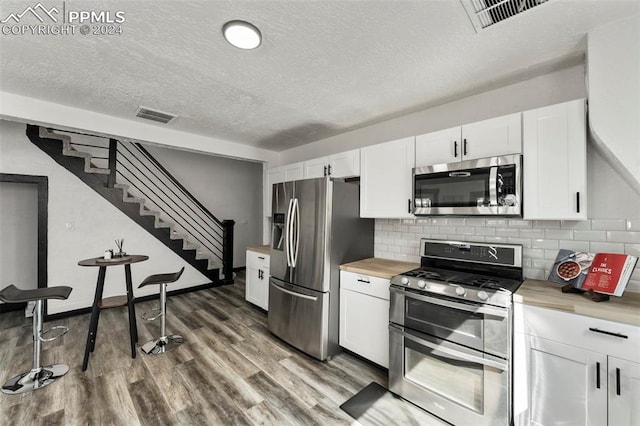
[0,284,72,394]
[138,267,184,355]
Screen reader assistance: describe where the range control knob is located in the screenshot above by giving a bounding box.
[455,286,466,296]
[417,280,427,289]
[400,277,410,285]
[477,290,489,301]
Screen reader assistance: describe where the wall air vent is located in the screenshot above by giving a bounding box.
[135,106,177,124]
[461,0,550,32]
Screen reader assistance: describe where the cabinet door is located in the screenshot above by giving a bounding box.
[609,357,640,426]
[268,167,285,185]
[284,162,304,181]
[339,288,389,367]
[461,113,522,160]
[522,336,607,426]
[329,149,360,178]
[415,127,461,167]
[523,99,586,220]
[360,137,415,218]
[303,156,329,179]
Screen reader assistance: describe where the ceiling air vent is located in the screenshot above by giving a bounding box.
[135,106,177,124]
[461,0,550,32]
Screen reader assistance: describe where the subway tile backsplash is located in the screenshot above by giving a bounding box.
[374,218,640,293]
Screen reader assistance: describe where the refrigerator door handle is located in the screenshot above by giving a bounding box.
[286,198,294,267]
[271,282,318,301]
[292,198,300,267]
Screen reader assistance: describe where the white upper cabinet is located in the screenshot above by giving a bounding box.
[415,113,522,167]
[267,166,285,185]
[415,126,461,167]
[523,99,587,220]
[461,113,522,160]
[303,157,328,179]
[360,137,415,218]
[303,149,360,179]
[329,149,360,178]
[284,162,304,181]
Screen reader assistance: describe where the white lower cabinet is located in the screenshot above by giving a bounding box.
[514,303,640,426]
[339,271,390,368]
[245,250,270,310]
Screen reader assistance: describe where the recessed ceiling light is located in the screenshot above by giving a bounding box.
[222,20,262,50]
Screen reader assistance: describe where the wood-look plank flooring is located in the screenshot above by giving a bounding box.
[0,271,387,425]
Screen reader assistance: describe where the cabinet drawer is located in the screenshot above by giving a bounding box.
[246,250,270,270]
[340,270,390,300]
[515,303,640,362]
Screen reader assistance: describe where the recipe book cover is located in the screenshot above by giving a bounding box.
[579,253,639,296]
[547,250,638,296]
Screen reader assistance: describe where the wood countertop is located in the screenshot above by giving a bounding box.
[246,245,270,255]
[515,279,640,327]
[340,257,419,280]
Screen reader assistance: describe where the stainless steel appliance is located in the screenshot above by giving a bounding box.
[389,238,523,426]
[268,177,374,361]
[413,154,522,216]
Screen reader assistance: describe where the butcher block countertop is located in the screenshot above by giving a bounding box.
[515,279,640,327]
[340,257,419,280]
[246,245,270,255]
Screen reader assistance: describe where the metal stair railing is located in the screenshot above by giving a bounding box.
[47,128,234,281]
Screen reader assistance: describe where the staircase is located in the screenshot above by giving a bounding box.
[26,125,234,284]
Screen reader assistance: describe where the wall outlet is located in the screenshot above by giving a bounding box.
[65,222,74,231]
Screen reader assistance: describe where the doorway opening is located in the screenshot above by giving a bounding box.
[0,174,48,314]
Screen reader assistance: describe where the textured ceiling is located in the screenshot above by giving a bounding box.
[0,0,638,151]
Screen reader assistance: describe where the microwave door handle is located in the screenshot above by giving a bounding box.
[391,324,507,372]
[489,166,498,206]
[389,287,507,318]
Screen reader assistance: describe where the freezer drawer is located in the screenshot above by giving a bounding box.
[268,278,329,361]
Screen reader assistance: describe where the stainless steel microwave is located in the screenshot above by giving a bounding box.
[413,154,522,216]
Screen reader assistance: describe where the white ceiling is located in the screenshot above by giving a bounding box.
[0,0,638,152]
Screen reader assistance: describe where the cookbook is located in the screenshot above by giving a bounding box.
[547,249,638,296]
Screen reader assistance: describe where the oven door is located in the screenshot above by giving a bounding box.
[390,286,510,358]
[389,323,509,426]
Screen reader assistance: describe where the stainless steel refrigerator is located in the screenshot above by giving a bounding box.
[268,177,374,361]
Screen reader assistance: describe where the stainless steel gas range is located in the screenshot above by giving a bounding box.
[389,238,523,426]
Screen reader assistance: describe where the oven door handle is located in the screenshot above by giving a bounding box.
[390,286,508,318]
[390,324,508,372]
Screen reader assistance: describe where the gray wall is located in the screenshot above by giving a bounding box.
[0,181,38,299]
[144,145,264,268]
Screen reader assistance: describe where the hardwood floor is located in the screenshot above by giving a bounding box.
[0,272,387,425]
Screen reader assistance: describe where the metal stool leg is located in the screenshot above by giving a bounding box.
[2,300,69,395]
[140,282,183,355]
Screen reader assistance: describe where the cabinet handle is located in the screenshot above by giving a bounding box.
[454,141,458,158]
[258,256,265,260]
[328,164,332,175]
[408,199,412,214]
[258,270,261,279]
[588,327,628,339]
[356,279,370,284]
[616,368,621,396]
[576,192,580,213]
[323,166,327,176]
[463,138,468,156]
[596,362,601,389]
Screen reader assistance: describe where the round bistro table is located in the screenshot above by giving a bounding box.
[78,254,148,371]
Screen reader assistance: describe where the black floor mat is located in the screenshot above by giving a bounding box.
[340,382,450,425]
